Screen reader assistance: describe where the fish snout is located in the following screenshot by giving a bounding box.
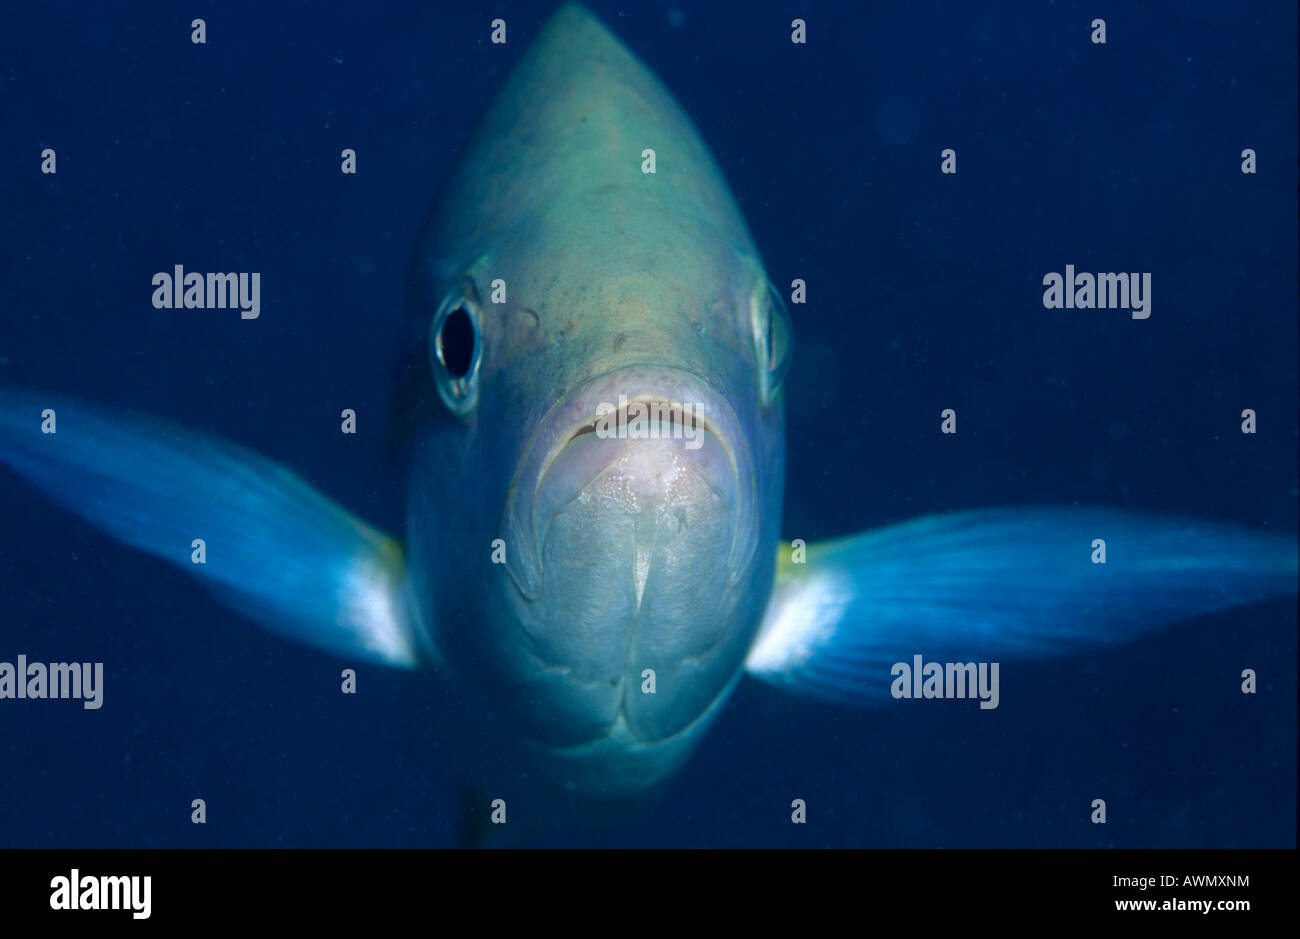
[496,366,759,753]
[503,366,758,604]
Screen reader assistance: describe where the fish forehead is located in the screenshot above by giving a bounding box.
[479,222,756,401]
[428,4,755,278]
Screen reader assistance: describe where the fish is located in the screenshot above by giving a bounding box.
[1,2,1295,825]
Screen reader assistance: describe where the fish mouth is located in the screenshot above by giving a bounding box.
[561,395,723,442]
[540,394,728,488]
[499,364,759,602]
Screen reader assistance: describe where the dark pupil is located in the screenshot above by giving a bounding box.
[439,307,475,378]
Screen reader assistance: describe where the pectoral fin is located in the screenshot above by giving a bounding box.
[0,388,426,668]
[746,507,1296,704]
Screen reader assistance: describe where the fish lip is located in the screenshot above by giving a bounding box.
[499,363,758,602]
[536,394,728,494]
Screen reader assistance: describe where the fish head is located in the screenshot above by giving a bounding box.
[406,2,789,793]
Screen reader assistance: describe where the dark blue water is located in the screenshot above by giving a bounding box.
[1,1,1295,847]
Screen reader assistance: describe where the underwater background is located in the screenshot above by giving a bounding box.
[1,0,1295,847]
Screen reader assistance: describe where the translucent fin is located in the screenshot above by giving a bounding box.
[746,507,1296,704]
[0,388,425,668]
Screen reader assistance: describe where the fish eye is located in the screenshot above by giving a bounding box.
[750,279,792,404]
[430,295,482,416]
[439,306,475,377]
